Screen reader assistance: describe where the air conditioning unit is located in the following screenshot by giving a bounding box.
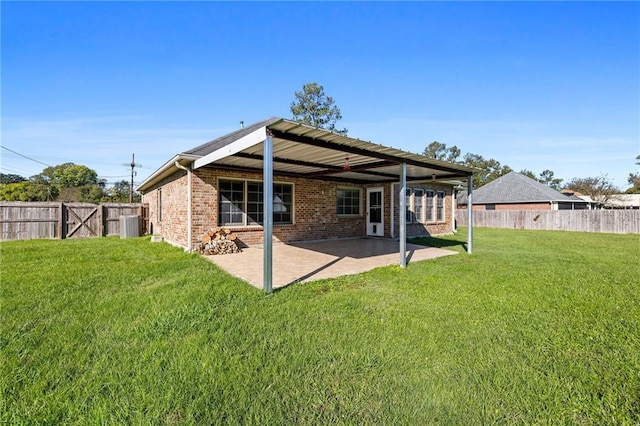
[120,215,140,238]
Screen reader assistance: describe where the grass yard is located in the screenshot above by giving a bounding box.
[1,228,639,424]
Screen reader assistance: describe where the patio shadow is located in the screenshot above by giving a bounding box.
[290,238,419,260]
[409,236,467,252]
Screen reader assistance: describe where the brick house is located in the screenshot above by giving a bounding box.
[457,171,592,211]
[137,117,475,256]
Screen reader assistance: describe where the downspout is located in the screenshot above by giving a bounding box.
[390,183,395,239]
[174,161,193,252]
[452,186,457,233]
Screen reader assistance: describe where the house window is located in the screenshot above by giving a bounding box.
[405,188,413,223]
[337,188,361,216]
[157,188,162,223]
[273,183,293,224]
[426,190,435,222]
[437,190,445,221]
[486,204,496,210]
[219,180,293,226]
[246,182,263,225]
[414,189,424,223]
[219,180,245,225]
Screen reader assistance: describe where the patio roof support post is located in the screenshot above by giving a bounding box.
[467,174,473,254]
[263,130,274,293]
[399,162,407,268]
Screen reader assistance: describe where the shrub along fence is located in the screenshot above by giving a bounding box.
[0,202,149,241]
[456,209,640,234]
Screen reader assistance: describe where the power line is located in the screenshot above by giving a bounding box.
[0,166,33,176]
[1,145,52,167]
[122,153,142,203]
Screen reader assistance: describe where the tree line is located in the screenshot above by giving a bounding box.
[423,141,640,199]
[0,163,139,203]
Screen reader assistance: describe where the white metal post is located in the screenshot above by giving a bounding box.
[467,175,473,254]
[399,163,407,268]
[263,130,274,293]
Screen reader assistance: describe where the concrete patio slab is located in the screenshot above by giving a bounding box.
[204,238,457,289]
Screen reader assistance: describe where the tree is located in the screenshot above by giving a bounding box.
[626,155,640,194]
[30,163,105,202]
[539,169,563,190]
[0,173,26,184]
[0,181,52,201]
[462,153,512,189]
[519,169,537,180]
[0,163,107,202]
[106,180,140,202]
[35,163,99,190]
[421,141,512,188]
[519,168,563,189]
[290,82,347,134]
[564,175,621,204]
[423,141,461,163]
[627,173,640,194]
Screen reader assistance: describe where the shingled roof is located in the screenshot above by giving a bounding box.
[184,117,280,157]
[458,172,588,205]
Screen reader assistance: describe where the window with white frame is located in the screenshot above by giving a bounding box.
[219,179,293,226]
[219,180,245,225]
[426,190,435,222]
[437,190,445,221]
[405,188,412,223]
[414,189,424,223]
[336,188,361,216]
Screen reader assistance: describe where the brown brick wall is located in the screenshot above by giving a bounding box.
[192,168,367,247]
[143,168,456,250]
[142,170,189,247]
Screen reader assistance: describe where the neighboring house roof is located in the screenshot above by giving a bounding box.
[138,117,475,193]
[457,172,589,205]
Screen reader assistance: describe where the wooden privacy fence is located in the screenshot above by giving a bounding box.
[0,202,149,241]
[456,209,640,234]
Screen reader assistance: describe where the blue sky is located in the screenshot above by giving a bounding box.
[2,1,639,189]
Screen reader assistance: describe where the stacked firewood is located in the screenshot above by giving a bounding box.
[199,227,241,255]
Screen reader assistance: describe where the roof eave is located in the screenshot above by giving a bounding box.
[136,153,200,193]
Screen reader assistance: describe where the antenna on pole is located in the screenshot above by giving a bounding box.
[123,153,142,202]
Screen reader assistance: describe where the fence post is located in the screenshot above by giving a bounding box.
[138,204,145,235]
[58,202,64,239]
[97,204,105,237]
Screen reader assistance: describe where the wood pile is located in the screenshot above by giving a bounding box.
[199,227,241,255]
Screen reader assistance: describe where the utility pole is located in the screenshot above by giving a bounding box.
[126,153,141,202]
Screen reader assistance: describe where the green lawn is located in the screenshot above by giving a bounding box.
[1,229,639,424]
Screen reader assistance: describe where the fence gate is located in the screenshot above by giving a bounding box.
[65,203,101,238]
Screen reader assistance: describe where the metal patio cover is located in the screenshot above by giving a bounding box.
[188,117,474,182]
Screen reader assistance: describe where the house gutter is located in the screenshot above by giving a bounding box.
[174,161,193,252]
[136,153,200,194]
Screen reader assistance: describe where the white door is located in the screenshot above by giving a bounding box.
[367,187,384,236]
